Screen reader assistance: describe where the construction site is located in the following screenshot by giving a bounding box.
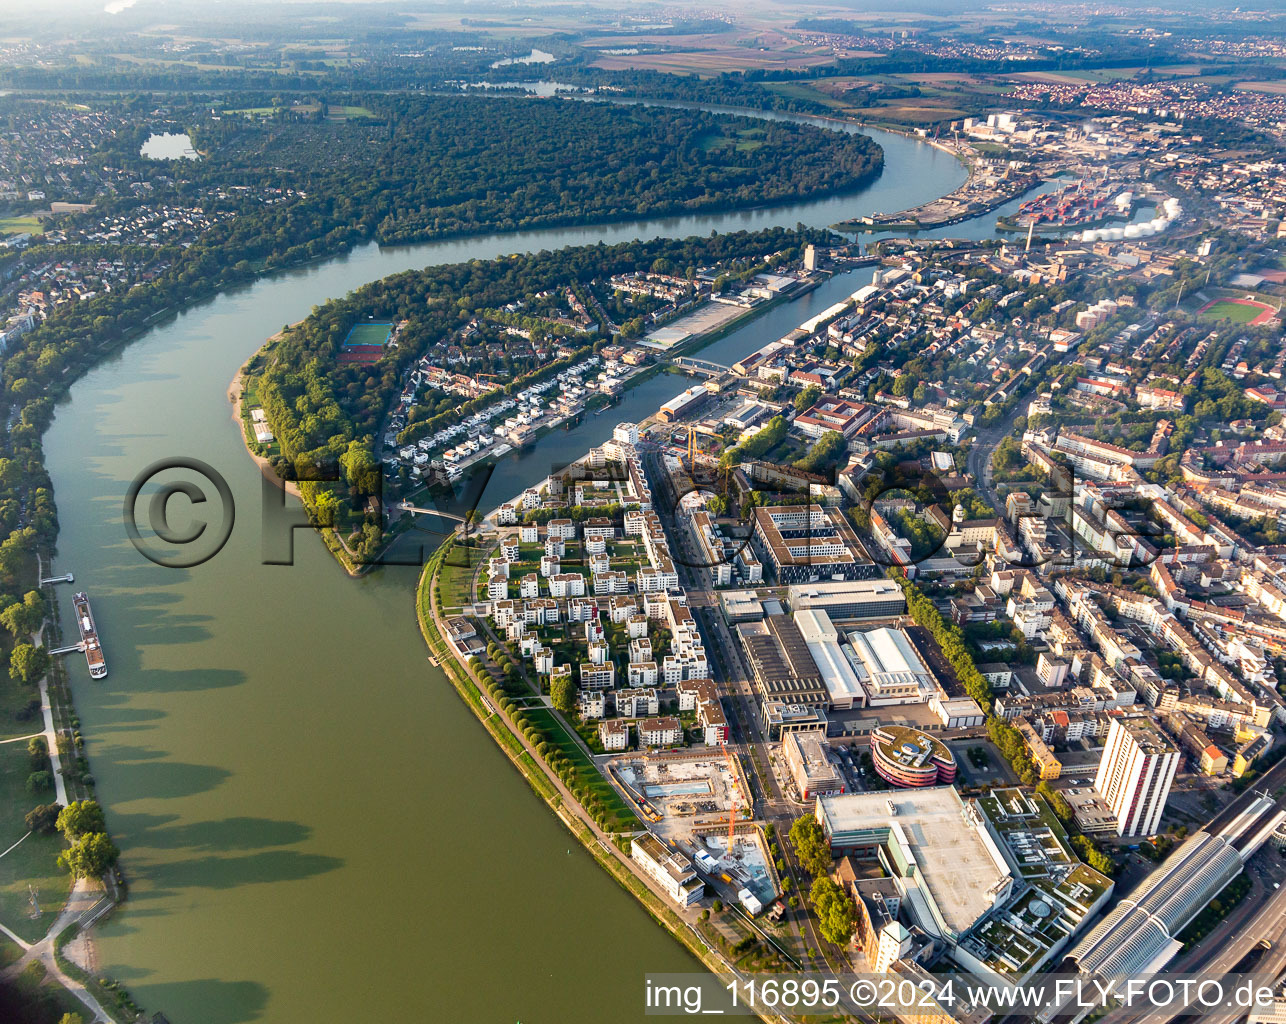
[608,750,750,835]
[689,823,782,914]
[607,750,781,914]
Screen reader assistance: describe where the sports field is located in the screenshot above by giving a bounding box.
[342,322,393,347]
[1197,298,1277,325]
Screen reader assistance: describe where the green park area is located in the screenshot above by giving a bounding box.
[0,743,71,944]
[0,216,42,237]
[522,707,639,830]
[437,545,487,609]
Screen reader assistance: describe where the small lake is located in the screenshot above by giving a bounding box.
[490,48,556,68]
[140,132,199,161]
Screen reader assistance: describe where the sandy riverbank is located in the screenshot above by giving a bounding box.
[227,328,302,502]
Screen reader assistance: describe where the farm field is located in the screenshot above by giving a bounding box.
[592,49,834,75]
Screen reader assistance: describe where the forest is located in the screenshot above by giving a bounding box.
[183,94,883,245]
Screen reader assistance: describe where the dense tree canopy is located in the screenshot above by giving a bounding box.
[789,814,833,878]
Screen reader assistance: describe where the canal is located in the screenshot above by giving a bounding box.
[44,119,965,1024]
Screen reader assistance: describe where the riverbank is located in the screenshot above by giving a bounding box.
[228,337,301,505]
[836,147,1038,234]
[231,338,379,578]
[416,542,779,1022]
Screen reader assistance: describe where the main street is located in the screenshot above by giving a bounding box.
[643,448,836,969]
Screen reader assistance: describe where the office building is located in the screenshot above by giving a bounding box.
[869,726,957,788]
[788,578,907,620]
[784,731,845,800]
[750,504,877,585]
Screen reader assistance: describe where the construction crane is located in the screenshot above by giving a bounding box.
[720,740,739,853]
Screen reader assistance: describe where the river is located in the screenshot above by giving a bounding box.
[44,116,965,1024]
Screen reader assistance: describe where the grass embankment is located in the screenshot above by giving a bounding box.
[437,545,486,610]
[522,708,637,827]
[417,543,728,978]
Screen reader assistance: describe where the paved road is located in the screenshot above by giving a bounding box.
[644,451,834,969]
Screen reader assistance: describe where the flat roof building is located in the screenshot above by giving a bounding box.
[815,787,1013,944]
[761,701,829,740]
[1094,715,1179,837]
[751,504,877,585]
[795,608,867,710]
[784,731,845,800]
[631,834,705,907]
[738,615,829,708]
[870,725,958,788]
[788,578,907,620]
[720,590,765,624]
[847,627,936,705]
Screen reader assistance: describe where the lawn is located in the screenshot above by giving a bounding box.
[523,707,638,829]
[0,743,71,944]
[237,375,281,458]
[0,672,43,743]
[0,215,42,237]
[438,544,487,608]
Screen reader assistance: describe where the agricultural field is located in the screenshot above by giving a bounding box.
[1235,81,1286,95]
[592,50,835,75]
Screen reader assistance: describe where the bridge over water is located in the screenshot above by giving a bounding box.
[669,356,730,377]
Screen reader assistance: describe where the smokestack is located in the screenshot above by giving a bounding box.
[1025,220,1035,253]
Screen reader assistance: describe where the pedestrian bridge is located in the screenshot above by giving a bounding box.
[399,501,467,523]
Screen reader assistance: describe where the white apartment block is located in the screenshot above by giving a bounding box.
[1094,716,1179,837]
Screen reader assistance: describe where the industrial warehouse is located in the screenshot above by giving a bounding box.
[733,600,985,743]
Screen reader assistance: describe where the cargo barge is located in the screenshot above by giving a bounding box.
[73,591,107,679]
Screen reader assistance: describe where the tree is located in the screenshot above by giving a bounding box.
[25,771,52,794]
[56,800,106,841]
[59,832,119,879]
[0,590,43,637]
[551,674,577,716]
[811,875,858,946]
[794,385,822,414]
[25,803,62,834]
[59,1014,86,1024]
[8,642,48,684]
[789,814,833,878]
